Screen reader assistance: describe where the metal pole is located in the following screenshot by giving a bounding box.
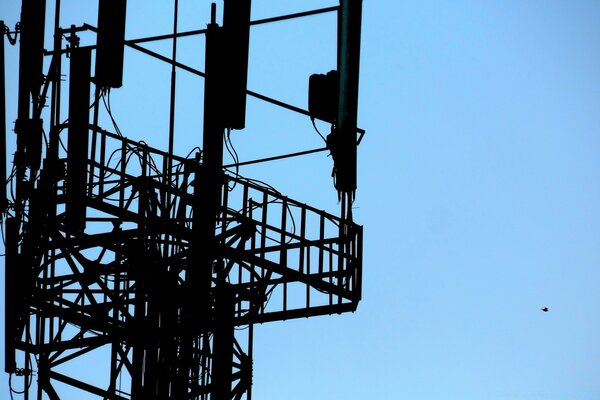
[336,0,362,197]
[165,0,179,260]
[197,4,231,398]
[168,0,178,160]
[1,21,7,216]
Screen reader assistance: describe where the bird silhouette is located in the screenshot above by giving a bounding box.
[541,307,549,312]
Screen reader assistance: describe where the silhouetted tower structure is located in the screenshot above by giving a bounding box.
[2,1,364,399]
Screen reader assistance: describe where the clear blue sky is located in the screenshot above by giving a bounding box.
[2,1,600,399]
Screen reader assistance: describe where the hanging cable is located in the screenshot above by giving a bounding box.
[102,90,123,137]
[310,117,327,143]
[4,22,19,46]
[224,128,240,191]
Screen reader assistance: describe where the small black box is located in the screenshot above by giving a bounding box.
[308,70,339,123]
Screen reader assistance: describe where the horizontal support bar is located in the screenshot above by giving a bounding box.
[237,302,357,325]
[250,6,339,27]
[223,147,327,168]
[126,6,339,44]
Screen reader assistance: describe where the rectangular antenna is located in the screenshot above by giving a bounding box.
[223,0,251,130]
[95,0,127,88]
[335,0,362,194]
[15,0,46,168]
[66,47,91,233]
[19,0,46,98]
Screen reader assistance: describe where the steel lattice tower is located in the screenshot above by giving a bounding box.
[1,1,363,399]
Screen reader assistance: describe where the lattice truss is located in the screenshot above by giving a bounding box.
[8,127,361,398]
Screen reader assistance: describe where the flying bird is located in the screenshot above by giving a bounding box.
[541,307,549,312]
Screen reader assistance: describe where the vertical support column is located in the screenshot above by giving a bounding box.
[108,223,123,399]
[197,5,224,324]
[130,239,146,400]
[130,180,160,400]
[165,0,179,227]
[189,4,231,399]
[5,217,17,373]
[0,22,6,216]
[174,4,226,397]
[0,32,17,377]
[212,283,235,400]
[198,2,225,325]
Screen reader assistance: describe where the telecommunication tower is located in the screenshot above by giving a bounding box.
[1,0,364,399]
